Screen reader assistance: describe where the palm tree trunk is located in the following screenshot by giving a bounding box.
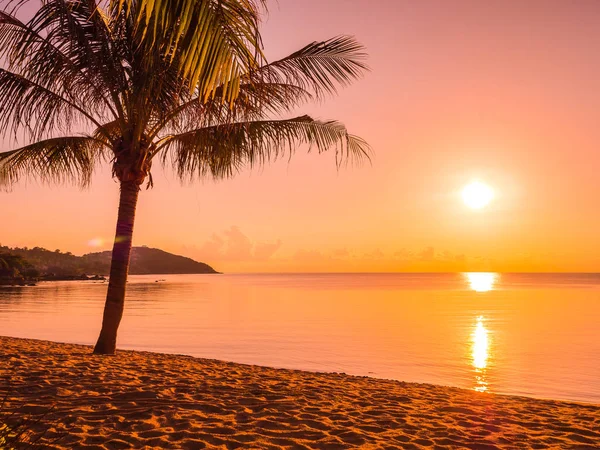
[93,180,140,355]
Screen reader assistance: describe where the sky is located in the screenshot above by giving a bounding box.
[2,0,600,272]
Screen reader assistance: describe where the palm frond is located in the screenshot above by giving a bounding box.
[157,115,371,180]
[153,82,312,137]
[0,136,107,189]
[0,68,95,140]
[231,82,312,116]
[0,7,118,120]
[121,0,267,102]
[0,69,104,140]
[92,120,122,147]
[157,36,369,133]
[251,36,368,99]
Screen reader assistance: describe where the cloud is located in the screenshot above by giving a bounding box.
[361,248,385,260]
[293,249,327,263]
[393,249,414,261]
[418,246,435,261]
[196,226,282,262]
[332,248,349,258]
[187,235,496,272]
[254,240,283,260]
[198,233,224,256]
[289,245,473,271]
[222,226,253,260]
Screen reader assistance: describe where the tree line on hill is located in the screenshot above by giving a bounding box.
[0,245,217,285]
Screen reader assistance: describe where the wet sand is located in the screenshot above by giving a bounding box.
[2,336,599,449]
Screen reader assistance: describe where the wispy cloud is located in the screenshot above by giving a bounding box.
[189,226,282,263]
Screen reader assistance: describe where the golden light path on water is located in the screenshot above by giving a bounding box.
[472,317,489,369]
[471,316,490,392]
[464,273,496,392]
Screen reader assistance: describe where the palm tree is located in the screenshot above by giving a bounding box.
[0,0,370,354]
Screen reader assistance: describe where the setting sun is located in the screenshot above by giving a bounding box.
[462,181,494,209]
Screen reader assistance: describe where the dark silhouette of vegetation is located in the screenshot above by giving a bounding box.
[1,246,101,283]
[84,246,218,274]
[0,253,37,286]
[0,246,217,284]
[0,0,370,354]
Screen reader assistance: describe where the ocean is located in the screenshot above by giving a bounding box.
[1,273,599,403]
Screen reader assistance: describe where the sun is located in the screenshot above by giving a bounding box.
[462,181,494,209]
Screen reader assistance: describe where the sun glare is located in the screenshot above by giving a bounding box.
[472,316,489,370]
[465,272,497,292]
[471,316,490,392]
[462,181,494,209]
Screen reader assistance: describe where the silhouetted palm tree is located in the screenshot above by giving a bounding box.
[0,0,370,354]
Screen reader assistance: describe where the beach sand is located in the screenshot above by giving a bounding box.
[1,336,599,449]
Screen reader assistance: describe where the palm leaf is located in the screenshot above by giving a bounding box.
[153,82,312,137]
[0,7,118,120]
[148,36,369,140]
[250,36,368,99]
[0,69,105,141]
[120,0,267,101]
[0,136,107,188]
[157,115,371,180]
[162,35,368,131]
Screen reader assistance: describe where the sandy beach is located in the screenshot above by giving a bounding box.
[2,336,599,449]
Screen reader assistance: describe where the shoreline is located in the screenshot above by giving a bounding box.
[4,334,597,407]
[0,274,106,286]
[2,336,599,449]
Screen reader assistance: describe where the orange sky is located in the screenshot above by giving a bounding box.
[2,0,600,273]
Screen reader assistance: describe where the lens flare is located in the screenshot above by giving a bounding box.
[87,238,104,247]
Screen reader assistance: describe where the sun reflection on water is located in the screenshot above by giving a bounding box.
[465,272,498,292]
[471,316,490,392]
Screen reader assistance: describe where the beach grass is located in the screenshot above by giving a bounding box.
[2,335,599,449]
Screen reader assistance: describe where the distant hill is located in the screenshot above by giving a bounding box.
[83,247,219,275]
[0,245,218,280]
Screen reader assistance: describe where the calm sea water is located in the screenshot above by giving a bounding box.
[1,273,599,403]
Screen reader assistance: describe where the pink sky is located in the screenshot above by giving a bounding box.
[2,0,600,272]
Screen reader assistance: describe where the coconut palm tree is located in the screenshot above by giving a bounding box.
[0,0,370,354]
